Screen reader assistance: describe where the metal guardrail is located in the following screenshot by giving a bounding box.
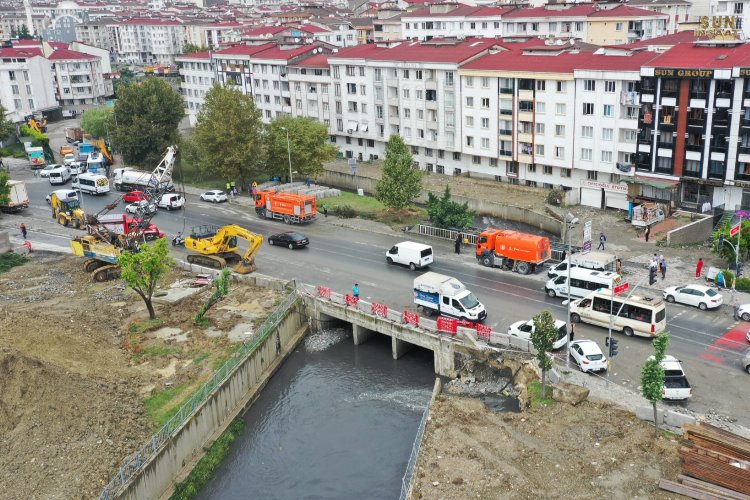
[399,404,430,500]
[417,224,478,245]
[99,290,301,500]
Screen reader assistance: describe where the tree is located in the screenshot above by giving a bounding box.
[111,77,184,167]
[113,68,134,97]
[0,171,11,207]
[118,238,174,320]
[193,84,265,187]
[181,42,208,54]
[0,102,16,142]
[18,24,32,40]
[641,331,669,437]
[531,310,558,395]
[194,268,230,325]
[713,219,750,263]
[426,185,475,229]
[374,135,422,211]
[264,116,337,181]
[81,107,113,138]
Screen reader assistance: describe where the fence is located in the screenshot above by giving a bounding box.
[417,224,478,245]
[99,290,301,500]
[399,403,430,500]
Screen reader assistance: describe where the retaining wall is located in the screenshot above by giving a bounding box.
[666,214,713,246]
[319,170,563,236]
[119,301,307,500]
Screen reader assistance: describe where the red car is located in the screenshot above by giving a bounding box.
[123,190,148,203]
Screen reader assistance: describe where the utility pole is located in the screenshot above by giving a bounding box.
[281,126,293,184]
[565,214,579,368]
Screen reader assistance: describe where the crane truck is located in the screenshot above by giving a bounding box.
[255,190,316,224]
[475,229,551,275]
[184,224,263,274]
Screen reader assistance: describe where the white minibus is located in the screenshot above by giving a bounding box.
[545,268,621,299]
[570,289,667,337]
[48,165,72,185]
[72,172,110,195]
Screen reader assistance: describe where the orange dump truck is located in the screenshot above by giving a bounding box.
[255,190,317,224]
[475,228,551,274]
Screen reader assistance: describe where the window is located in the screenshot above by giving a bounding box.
[403,69,410,78]
[417,109,424,120]
[416,89,424,100]
[587,171,598,180]
[624,129,637,142]
[404,127,412,138]
[402,88,410,99]
[555,147,564,159]
[616,22,623,31]
[481,77,490,88]
[544,165,553,175]
[535,144,545,156]
[466,116,474,127]
[561,168,571,178]
[536,80,545,91]
[556,81,566,93]
[466,96,474,107]
[11,85,18,95]
[601,151,613,163]
[602,128,613,141]
[556,103,566,115]
[536,102,546,114]
[481,98,490,109]
[555,125,565,136]
[481,137,490,149]
[481,117,489,129]
[445,71,454,87]
[347,83,357,94]
[418,129,424,138]
[583,103,594,115]
[473,156,481,165]
[584,79,595,91]
[404,108,411,118]
[581,148,592,161]
[445,111,455,127]
[605,81,616,93]
[466,136,474,147]
[603,105,614,117]
[376,105,383,119]
[466,76,474,87]
[536,123,545,134]
[582,126,593,138]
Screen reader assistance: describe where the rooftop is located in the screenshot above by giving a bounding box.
[47,48,97,60]
[643,42,750,69]
[462,47,659,73]
[174,50,212,60]
[330,37,498,63]
[289,53,329,68]
[588,4,669,18]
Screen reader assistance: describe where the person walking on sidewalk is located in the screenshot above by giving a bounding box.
[597,232,606,250]
[352,283,359,299]
[569,323,575,342]
[660,256,667,280]
[644,225,651,242]
[20,223,27,240]
[696,257,704,279]
[455,234,461,255]
[322,203,328,218]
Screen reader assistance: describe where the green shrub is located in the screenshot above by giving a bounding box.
[736,277,750,292]
[331,204,356,218]
[718,269,735,287]
[546,189,563,206]
[0,252,28,273]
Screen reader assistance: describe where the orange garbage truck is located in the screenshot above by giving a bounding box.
[475,229,551,274]
[255,190,317,224]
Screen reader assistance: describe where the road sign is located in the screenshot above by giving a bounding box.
[614,282,629,295]
[731,223,741,237]
[582,220,592,254]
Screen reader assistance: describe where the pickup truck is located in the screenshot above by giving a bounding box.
[657,355,692,401]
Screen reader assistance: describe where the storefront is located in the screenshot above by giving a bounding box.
[624,176,678,207]
[579,179,629,210]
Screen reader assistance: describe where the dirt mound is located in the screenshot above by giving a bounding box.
[411,396,680,499]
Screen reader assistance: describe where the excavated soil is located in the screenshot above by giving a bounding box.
[0,252,281,499]
[411,395,682,500]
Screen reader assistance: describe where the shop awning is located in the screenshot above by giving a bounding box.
[623,177,678,190]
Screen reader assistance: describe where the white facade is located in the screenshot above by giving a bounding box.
[711,0,750,37]
[109,20,185,64]
[0,53,57,122]
[175,52,215,126]
[74,22,113,52]
[288,58,333,132]
[50,53,107,106]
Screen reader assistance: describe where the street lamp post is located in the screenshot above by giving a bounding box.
[565,214,579,368]
[280,126,293,184]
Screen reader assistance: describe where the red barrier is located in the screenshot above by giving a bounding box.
[437,316,458,335]
[345,294,359,306]
[371,301,388,317]
[476,323,492,340]
[403,311,419,327]
[456,319,475,329]
[317,286,332,299]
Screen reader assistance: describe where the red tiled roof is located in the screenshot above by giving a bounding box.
[468,6,512,17]
[250,44,320,60]
[289,53,329,68]
[330,38,497,63]
[462,49,659,73]
[293,24,331,33]
[47,48,97,60]
[0,47,43,58]
[115,18,182,26]
[504,5,597,18]
[588,5,668,18]
[240,25,286,36]
[618,30,704,48]
[175,50,212,60]
[213,42,275,56]
[642,42,750,69]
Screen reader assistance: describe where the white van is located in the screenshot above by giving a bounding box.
[386,241,434,271]
[72,172,110,195]
[157,193,184,211]
[545,268,622,299]
[547,251,617,279]
[46,189,78,204]
[48,165,72,185]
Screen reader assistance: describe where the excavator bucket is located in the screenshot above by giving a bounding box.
[233,259,257,274]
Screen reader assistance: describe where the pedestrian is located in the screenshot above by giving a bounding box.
[734,299,740,320]
[455,234,461,255]
[231,181,236,192]
[352,283,359,299]
[597,232,606,250]
[644,225,651,242]
[696,257,704,279]
[649,254,658,272]
[226,182,231,193]
[306,177,312,187]
[660,256,667,280]
[616,258,622,275]
[569,322,575,342]
[20,223,27,240]
[322,203,329,218]
[717,270,725,290]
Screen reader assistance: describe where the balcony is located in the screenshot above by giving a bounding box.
[500,87,514,94]
[683,167,702,179]
[685,144,703,153]
[499,149,512,157]
[425,100,438,110]
[635,161,651,172]
[739,145,750,155]
[657,141,675,150]
[741,116,750,127]
[716,91,733,100]
[426,120,438,129]
[426,80,437,91]
[660,89,679,99]
[500,109,513,116]
[498,128,512,136]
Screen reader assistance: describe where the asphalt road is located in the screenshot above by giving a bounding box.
[4,118,748,426]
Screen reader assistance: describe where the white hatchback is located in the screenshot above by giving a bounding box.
[125,200,157,215]
[508,319,569,350]
[200,190,228,203]
[569,340,608,373]
[663,284,723,310]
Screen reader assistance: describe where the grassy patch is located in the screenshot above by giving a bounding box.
[0,143,29,159]
[128,318,163,335]
[528,380,555,407]
[134,344,181,362]
[176,159,233,190]
[144,383,191,428]
[170,418,246,499]
[0,252,28,273]
[193,352,209,365]
[324,191,427,228]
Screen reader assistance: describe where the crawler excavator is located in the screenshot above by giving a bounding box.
[70,146,178,281]
[184,224,263,274]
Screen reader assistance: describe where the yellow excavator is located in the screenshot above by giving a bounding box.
[184,224,263,274]
[92,138,113,164]
[50,192,86,228]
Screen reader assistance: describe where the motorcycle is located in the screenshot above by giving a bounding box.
[171,232,185,247]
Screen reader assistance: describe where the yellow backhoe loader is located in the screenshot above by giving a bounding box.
[50,192,86,228]
[184,224,263,274]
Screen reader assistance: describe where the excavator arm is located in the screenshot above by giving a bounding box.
[215,225,263,274]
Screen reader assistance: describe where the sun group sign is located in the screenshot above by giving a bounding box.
[694,16,741,39]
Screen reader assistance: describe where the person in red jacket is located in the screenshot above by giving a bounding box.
[695,258,704,279]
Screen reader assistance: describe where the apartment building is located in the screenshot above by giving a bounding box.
[586,5,669,45]
[636,41,750,211]
[402,4,508,41]
[0,47,58,122]
[109,18,185,64]
[49,47,107,105]
[75,20,113,51]
[711,0,750,38]
[628,0,691,34]
[287,54,333,128]
[175,50,214,126]
[373,8,405,42]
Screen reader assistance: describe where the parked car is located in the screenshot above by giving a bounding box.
[648,355,692,400]
[40,164,61,178]
[568,339,608,373]
[123,190,148,203]
[63,153,76,166]
[743,348,750,374]
[737,303,750,322]
[268,231,309,249]
[508,318,568,350]
[663,284,723,310]
[200,190,228,203]
[69,161,87,175]
[125,200,157,215]
[157,193,184,211]
[59,145,74,156]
